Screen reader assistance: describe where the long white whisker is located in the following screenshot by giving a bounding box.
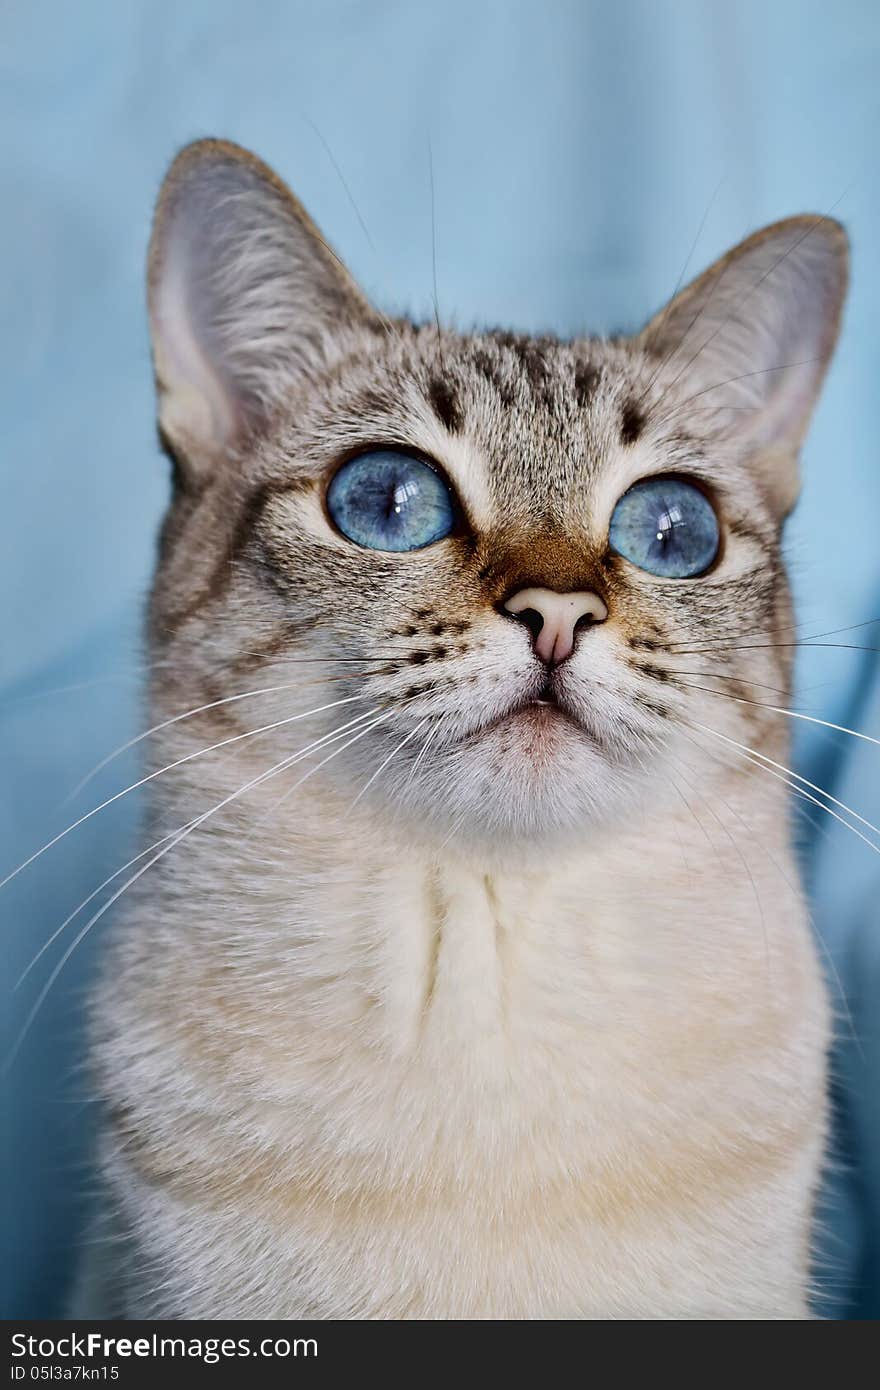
[677,724,862,1053]
[345,718,430,815]
[402,718,443,795]
[64,677,351,803]
[664,669,792,696]
[690,721,880,855]
[670,756,771,971]
[681,685,880,751]
[15,706,384,989]
[5,707,386,1070]
[246,706,403,835]
[0,695,364,892]
[15,824,188,990]
[252,708,403,834]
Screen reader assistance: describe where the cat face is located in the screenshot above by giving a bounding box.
[146,140,847,844]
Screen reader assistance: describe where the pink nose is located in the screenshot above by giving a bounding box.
[504,587,608,665]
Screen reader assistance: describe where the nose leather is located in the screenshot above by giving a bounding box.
[504,587,608,665]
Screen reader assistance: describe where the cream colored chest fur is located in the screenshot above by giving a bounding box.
[94,778,829,1320]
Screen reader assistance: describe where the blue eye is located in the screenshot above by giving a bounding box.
[327,450,456,552]
[609,477,720,578]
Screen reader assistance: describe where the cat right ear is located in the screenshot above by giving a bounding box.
[637,215,848,517]
[147,139,374,476]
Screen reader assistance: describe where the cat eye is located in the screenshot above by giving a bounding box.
[326,450,456,552]
[608,477,720,578]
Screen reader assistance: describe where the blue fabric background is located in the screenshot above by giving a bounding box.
[2,0,877,1318]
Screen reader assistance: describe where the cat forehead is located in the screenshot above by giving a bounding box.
[266,322,705,530]
[328,322,647,446]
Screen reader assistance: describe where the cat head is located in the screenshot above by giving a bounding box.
[146,139,847,845]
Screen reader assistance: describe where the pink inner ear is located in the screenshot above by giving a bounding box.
[643,218,847,461]
[152,215,243,454]
[148,143,374,464]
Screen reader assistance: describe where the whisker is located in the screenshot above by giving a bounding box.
[650,206,847,416]
[647,743,696,876]
[246,704,405,835]
[677,723,862,1052]
[5,705,399,1070]
[670,756,771,972]
[688,720,880,852]
[15,706,386,989]
[303,114,376,252]
[6,759,299,1071]
[0,695,365,892]
[639,223,735,412]
[427,136,444,373]
[653,359,821,431]
[670,641,880,657]
[346,718,431,815]
[15,825,186,990]
[402,717,444,795]
[0,671,144,709]
[251,706,405,838]
[783,615,880,644]
[664,765,715,849]
[65,670,380,804]
[634,176,726,406]
[656,404,762,416]
[665,669,793,696]
[677,682,880,750]
[666,614,880,653]
[218,652,412,664]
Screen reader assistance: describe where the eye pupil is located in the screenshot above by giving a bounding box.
[609,478,719,578]
[327,450,456,552]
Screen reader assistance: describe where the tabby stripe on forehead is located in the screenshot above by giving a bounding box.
[471,346,517,408]
[620,399,645,445]
[574,364,601,408]
[428,377,464,434]
[506,333,560,410]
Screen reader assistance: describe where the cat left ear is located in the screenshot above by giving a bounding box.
[638,216,848,516]
[148,139,375,475]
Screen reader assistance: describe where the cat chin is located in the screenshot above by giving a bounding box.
[375,713,641,849]
[460,699,584,749]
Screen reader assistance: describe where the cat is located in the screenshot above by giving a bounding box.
[76,138,848,1319]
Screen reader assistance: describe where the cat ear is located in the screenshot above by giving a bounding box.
[638,216,848,515]
[147,139,374,473]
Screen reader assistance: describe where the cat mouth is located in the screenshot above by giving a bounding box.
[529,679,558,709]
[514,695,578,727]
[461,686,583,744]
